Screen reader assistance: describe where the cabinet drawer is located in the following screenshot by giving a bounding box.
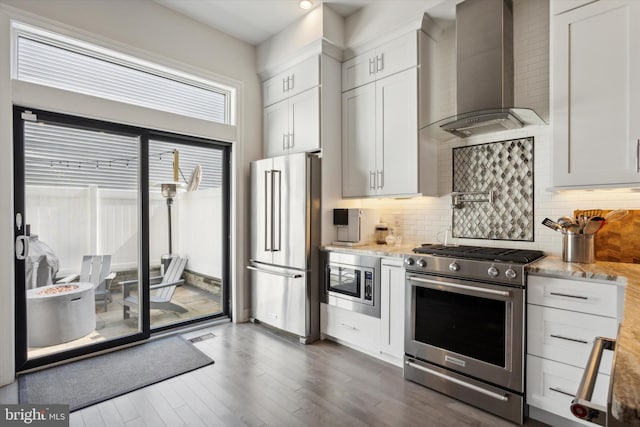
[528,276,618,317]
[263,55,319,107]
[321,303,380,353]
[527,304,617,374]
[527,355,609,426]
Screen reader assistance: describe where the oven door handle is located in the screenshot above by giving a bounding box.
[405,359,509,402]
[407,276,511,298]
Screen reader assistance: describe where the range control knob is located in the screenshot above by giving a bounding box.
[505,268,517,279]
[449,262,460,272]
[405,257,415,267]
[417,259,427,268]
[488,266,499,277]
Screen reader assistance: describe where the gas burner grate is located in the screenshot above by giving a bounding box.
[413,244,544,264]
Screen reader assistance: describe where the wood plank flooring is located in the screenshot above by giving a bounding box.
[14,322,550,426]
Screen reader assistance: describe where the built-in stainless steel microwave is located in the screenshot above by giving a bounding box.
[322,251,380,318]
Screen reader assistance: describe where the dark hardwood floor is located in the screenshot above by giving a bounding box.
[64,322,549,426]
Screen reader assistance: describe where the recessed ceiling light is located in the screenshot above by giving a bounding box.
[299,0,313,10]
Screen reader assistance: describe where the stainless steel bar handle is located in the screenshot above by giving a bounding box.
[549,291,588,300]
[288,132,294,149]
[369,171,376,190]
[246,265,303,279]
[407,276,510,297]
[405,360,509,402]
[369,57,375,75]
[289,74,294,91]
[272,170,281,252]
[377,53,384,72]
[549,387,575,398]
[377,170,384,189]
[570,336,615,425]
[550,334,588,344]
[264,170,272,252]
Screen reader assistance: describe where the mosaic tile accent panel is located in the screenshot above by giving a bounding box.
[452,137,534,241]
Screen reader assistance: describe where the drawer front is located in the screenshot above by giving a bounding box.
[526,355,609,426]
[528,275,618,317]
[527,304,617,374]
[264,55,320,107]
[321,303,379,353]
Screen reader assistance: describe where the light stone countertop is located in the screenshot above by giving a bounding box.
[322,246,640,424]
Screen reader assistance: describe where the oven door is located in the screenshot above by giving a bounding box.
[405,273,524,392]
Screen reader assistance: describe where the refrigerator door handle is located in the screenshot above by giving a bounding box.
[264,170,272,252]
[272,169,282,252]
[246,265,303,279]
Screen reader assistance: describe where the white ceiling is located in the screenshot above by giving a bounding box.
[154,0,374,46]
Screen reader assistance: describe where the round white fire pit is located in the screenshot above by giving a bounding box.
[27,282,96,347]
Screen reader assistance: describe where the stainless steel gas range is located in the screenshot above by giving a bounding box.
[403,244,544,425]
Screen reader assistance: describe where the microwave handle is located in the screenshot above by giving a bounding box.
[570,336,614,425]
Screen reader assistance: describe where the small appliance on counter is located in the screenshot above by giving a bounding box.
[332,208,376,246]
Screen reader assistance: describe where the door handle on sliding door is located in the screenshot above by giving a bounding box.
[15,235,29,260]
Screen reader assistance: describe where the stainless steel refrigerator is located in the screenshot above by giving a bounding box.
[248,152,320,343]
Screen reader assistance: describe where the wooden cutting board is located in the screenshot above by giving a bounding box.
[574,209,640,263]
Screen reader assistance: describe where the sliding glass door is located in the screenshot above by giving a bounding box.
[13,107,229,371]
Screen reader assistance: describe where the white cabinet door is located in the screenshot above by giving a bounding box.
[342,83,377,197]
[263,55,319,107]
[380,259,405,363]
[553,0,640,187]
[527,304,617,374]
[527,355,610,426]
[342,48,376,92]
[374,32,418,82]
[376,68,418,196]
[264,99,290,158]
[289,88,319,154]
[264,89,320,158]
[321,303,380,354]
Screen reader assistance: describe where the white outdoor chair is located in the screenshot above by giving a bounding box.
[120,256,188,319]
[57,255,116,312]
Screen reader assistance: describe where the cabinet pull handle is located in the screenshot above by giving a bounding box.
[549,291,588,300]
[339,323,358,331]
[288,133,294,149]
[377,170,384,189]
[549,387,575,398]
[636,139,639,173]
[282,134,287,150]
[369,57,375,75]
[282,77,287,93]
[550,334,588,344]
[369,171,376,190]
[377,53,384,72]
[289,75,294,91]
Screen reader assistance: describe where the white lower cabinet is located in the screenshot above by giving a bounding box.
[321,256,405,367]
[321,303,380,355]
[379,259,405,363]
[527,275,623,425]
[527,355,610,426]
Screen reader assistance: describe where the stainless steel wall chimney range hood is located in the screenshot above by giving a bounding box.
[425,0,545,141]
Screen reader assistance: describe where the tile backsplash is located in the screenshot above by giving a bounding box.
[452,137,534,241]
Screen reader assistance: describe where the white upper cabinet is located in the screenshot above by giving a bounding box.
[553,0,640,188]
[263,55,319,107]
[341,31,434,198]
[264,88,319,158]
[342,32,418,92]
